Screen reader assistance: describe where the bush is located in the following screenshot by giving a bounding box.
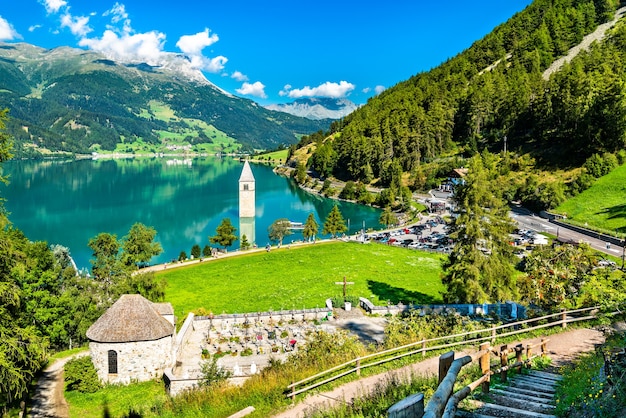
[178,251,187,261]
[330,295,360,308]
[199,357,232,387]
[64,356,102,393]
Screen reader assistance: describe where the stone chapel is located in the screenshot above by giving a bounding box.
[86,294,175,385]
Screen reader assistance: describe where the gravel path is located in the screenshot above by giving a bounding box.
[542,6,626,80]
[29,352,88,418]
[271,327,606,418]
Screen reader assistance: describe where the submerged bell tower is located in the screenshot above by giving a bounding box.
[238,160,255,218]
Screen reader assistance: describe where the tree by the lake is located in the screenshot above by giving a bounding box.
[294,162,307,184]
[442,151,516,303]
[210,218,238,249]
[178,251,187,261]
[191,244,201,259]
[268,218,293,246]
[322,205,347,238]
[88,232,123,285]
[121,223,163,268]
[379,207,398,228]
[240,234,251,250]
[202,245,212,258]
[303,213,319,242]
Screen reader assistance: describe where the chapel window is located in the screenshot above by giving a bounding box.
[108,350,118,374]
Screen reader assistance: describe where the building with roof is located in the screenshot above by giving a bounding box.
[86,294,175,384]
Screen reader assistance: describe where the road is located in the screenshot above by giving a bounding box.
[510,207,625,261]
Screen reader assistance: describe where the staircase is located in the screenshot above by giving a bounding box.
[457,370,561,418]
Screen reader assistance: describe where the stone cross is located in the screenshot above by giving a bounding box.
[335,276,354,301]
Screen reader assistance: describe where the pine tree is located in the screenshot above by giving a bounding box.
[209,218,238,249]
[442,151,516,303]
[322,205,347,238]
[240,234,250,250]
[303,213,319,242]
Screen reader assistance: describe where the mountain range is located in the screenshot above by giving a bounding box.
[264,98,359,120]
[0,42,332,156]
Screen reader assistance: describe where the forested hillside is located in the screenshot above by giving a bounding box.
[302,0,625,202]
[0,44,329,156]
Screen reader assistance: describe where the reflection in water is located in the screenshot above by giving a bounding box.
[239,217,256,247]
[2,158,382,269]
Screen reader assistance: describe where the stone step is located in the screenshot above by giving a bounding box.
[466,400,557,418]
[526,370,562,381]
[490,387,556,406]
[518,372,561,384]
[508,380,557,394]
[483,393,555,413]
[511,376,556,390]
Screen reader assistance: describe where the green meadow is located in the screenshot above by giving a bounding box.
[556,164,626,235]
[158,241,447,317]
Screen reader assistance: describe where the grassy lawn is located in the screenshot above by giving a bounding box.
[65,380,168,418]
[556,163,626,235]
[159,241,447,317]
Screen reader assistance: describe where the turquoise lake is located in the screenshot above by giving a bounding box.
[1,157,383,270]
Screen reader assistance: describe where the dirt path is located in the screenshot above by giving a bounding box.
[271,327,606,418]
[29,352,88,418]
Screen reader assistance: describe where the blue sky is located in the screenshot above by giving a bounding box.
[0,0,532,105]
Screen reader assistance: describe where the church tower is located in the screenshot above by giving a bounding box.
[239,160,255,218]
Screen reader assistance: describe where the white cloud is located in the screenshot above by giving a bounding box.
[236,81,267,99]
[0,16,20,40]
[231,71,248,82]
[79,29,166,65]
[175,29,226,72]
[41,0,68,14]
[61,13,92,37]
[282,81,355,99]
[176,29,218,55]
[104,2,131,34]
[104,3,128,24]
[279,84,292,97]
[29,24,43,32]
[362,87,371,94]
[375,85,386,95]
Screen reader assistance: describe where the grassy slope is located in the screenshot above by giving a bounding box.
[556,164,626,235]
[159,241,447,317]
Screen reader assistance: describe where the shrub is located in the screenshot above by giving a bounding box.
[199,357,232,387]
[64,356,102,393]
[178,251,187,261]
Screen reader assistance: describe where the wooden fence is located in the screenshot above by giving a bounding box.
[286,306,599,400]
[410,338,549,418]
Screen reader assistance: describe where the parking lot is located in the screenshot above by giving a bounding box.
[355,214,453,254]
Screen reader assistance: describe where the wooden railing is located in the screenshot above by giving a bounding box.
[418,339,549,418]
[286,306,599,400]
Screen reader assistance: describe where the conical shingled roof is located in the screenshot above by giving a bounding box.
[239,160,255,182]
[86,294,174,343]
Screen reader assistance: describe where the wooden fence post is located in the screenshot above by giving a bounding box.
[526,343,532,362]
[439,351,455,384]
[500,344,508,382]
[291,381,295,401]
[356,357,361,376]
[541,338,547,357]
[479,342,491,393]
[422,340,427,357]
[491,326,496,343]
[561,309,567,328]
[515,344,524,371]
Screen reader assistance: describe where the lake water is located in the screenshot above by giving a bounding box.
[1,157,382,270]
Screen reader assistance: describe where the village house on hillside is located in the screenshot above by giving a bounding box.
[86,294,176,385]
